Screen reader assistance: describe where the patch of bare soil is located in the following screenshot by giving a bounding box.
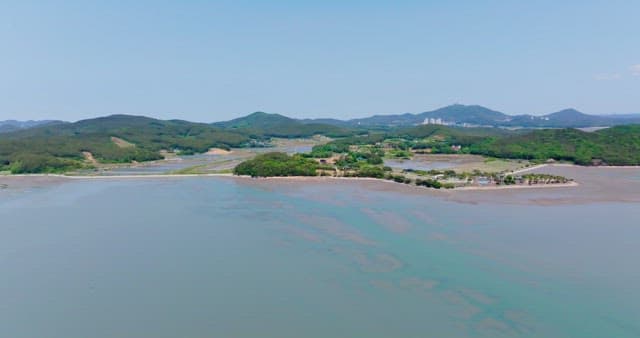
[111,136,135,148]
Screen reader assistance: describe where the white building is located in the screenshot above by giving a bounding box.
[423,117,448,125]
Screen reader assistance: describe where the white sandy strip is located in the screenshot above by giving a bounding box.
[452,181,579,191]
[509,164,548,174]
[580,165,640,169]
[547,163,640,169]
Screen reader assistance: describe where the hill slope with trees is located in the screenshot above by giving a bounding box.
[0,113,359,173]
[213,112,356,138]
[470,125,640,165]
[0,115,251,173]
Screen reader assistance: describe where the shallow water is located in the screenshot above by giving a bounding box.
[1,174,639,338]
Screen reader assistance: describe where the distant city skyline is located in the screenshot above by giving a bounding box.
[1,1,638,122]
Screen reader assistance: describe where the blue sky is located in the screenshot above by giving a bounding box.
[1,1,638,122]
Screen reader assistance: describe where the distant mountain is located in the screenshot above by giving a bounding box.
[213,111,354,138]
[346,112,419,127]
[214,111,293,129]
[302,105,640,128]
[299,117,353,127]
[0,120,63,133]
[419,105,509,126]
[314,105,512,127]
[505,109,616,128]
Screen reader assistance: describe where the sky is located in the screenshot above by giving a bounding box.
[1,1,639,122]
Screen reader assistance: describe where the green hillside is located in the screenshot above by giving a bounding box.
[307,123,640,166]
[470,125,640,165]
[0,115,250,173]
[392,124,640,165]
[0,113,359,174]
[393,124,517,145]
[214,112,355,138]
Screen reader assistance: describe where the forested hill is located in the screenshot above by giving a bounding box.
[392,123,640,165]
[470,125,640,165]
[0,113,356,173]
[213,111,355,138]
[0,115,252,173]
[309,123,640,166]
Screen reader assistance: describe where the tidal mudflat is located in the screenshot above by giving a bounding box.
[1,167,639,338]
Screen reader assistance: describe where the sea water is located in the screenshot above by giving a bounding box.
[0,177,639,338]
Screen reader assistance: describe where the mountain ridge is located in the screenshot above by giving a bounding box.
[0,120,64,133]
[297,104,640,128]
[4,104,640,130]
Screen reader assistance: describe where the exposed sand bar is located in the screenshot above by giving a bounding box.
[509,164,549,174]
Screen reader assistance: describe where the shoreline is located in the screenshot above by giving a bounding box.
[233,175,581,191]
[3,173,235,179]
[452,181,579,191]
[507,163,640,174]
[509,164,549,174]
[1,172,580,191]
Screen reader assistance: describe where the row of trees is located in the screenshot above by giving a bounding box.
[522,174,571,184]
[233,152,319,177]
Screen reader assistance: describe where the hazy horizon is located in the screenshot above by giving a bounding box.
[1,1,639,121]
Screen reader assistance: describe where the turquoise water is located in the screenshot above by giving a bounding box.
[1,177,639,337]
